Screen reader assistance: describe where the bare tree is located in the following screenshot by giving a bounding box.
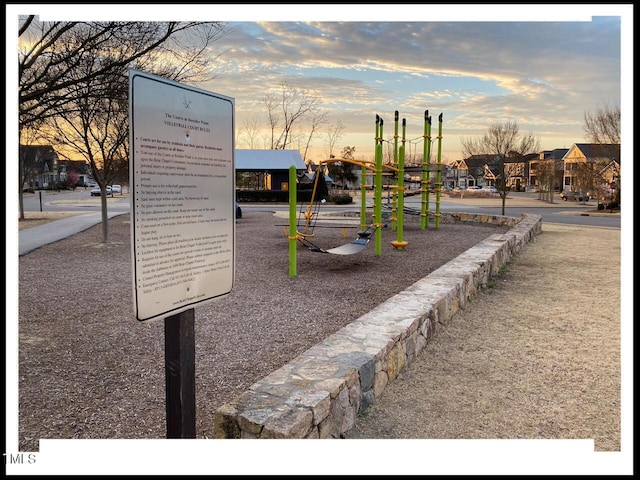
[536,159,556,203]
[19,19,229,237]
[300,110,328,163]
[46,65,129,242]
[326,119,345,159]
[19,18,227,131]
[570,162,599,203]
[18,18,228,220]
[264,94,281,149]
[261,81,323,150]
[461,120,541,215]
[584,104,620,145]
[237,115,262,149]
[583,103,621,204]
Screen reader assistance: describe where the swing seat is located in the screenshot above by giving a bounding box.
[324,237,369,255]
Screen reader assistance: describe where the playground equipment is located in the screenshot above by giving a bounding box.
[379,109,444,236]
[287,110,443,276]
[290,157,384,257]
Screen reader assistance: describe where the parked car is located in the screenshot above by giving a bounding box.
[90,186,112,196]
[235,202,242,219]
[111,184,122,194]
[560,190,589,201]
[481,186,499,194]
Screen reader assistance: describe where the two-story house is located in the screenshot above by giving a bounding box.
[562,143,620,192]
[446,159,469,189]
[528,148,568,192]
[20,144,60,191]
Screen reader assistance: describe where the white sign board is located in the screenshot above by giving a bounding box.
[129,70,235,321]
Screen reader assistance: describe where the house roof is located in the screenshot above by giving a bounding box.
[19,144,58,163]
[235,149,306,171]
[540,148,569,160]
[59,159,90,171]
[566,143,620,163]
[301,172,334,183]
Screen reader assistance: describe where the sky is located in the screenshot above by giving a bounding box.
[208,10,626,164]
[8,4,632,166]
[6,3,634,476]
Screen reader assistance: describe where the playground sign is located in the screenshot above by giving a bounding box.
[129,70,235,322]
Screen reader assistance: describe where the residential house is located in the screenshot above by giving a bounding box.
[562,143,620,192]
[529,148,568,192]
[462,153,535,191]
[446,159,469,189]
[301,162,335,190]
[58,159,93,187]
[20,144,60,190]
[462,154,496,188]
[403,162,450,191]
[509,153,537,191]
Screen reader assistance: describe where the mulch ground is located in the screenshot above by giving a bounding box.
[17,210,510,450]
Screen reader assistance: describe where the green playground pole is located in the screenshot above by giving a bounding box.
[360,163,367,231]
[391,110,399,231]
[392,118,408,250]
[435,113,443,229]
[421,110,432,230]
[288,165,297,277]
[375,117,383,257]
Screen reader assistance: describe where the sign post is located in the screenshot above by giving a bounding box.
[164,309,196,438]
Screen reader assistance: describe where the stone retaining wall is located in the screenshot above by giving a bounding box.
[213,213,543,439]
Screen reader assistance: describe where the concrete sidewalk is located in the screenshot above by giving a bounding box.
[18,210,128,256]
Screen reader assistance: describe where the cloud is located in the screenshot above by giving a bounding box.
[209,17,621,158]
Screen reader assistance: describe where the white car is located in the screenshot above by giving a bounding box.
[481,186,499,194]
[111,184,122,194]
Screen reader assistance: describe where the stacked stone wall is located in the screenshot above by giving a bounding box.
[213,213,543,439]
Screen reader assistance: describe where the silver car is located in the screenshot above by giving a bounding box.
[90,186,112,196]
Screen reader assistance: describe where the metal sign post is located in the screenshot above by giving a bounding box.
[164,308,196,438]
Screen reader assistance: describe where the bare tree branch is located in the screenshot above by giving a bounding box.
[17,19,229,232]
[301,110,328,163]
[237,116,262,149]
[19,19,228,130]
[326,119,345,159]
[262,81,323,150]
[584,104,620,145]
[461,120,541,214]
